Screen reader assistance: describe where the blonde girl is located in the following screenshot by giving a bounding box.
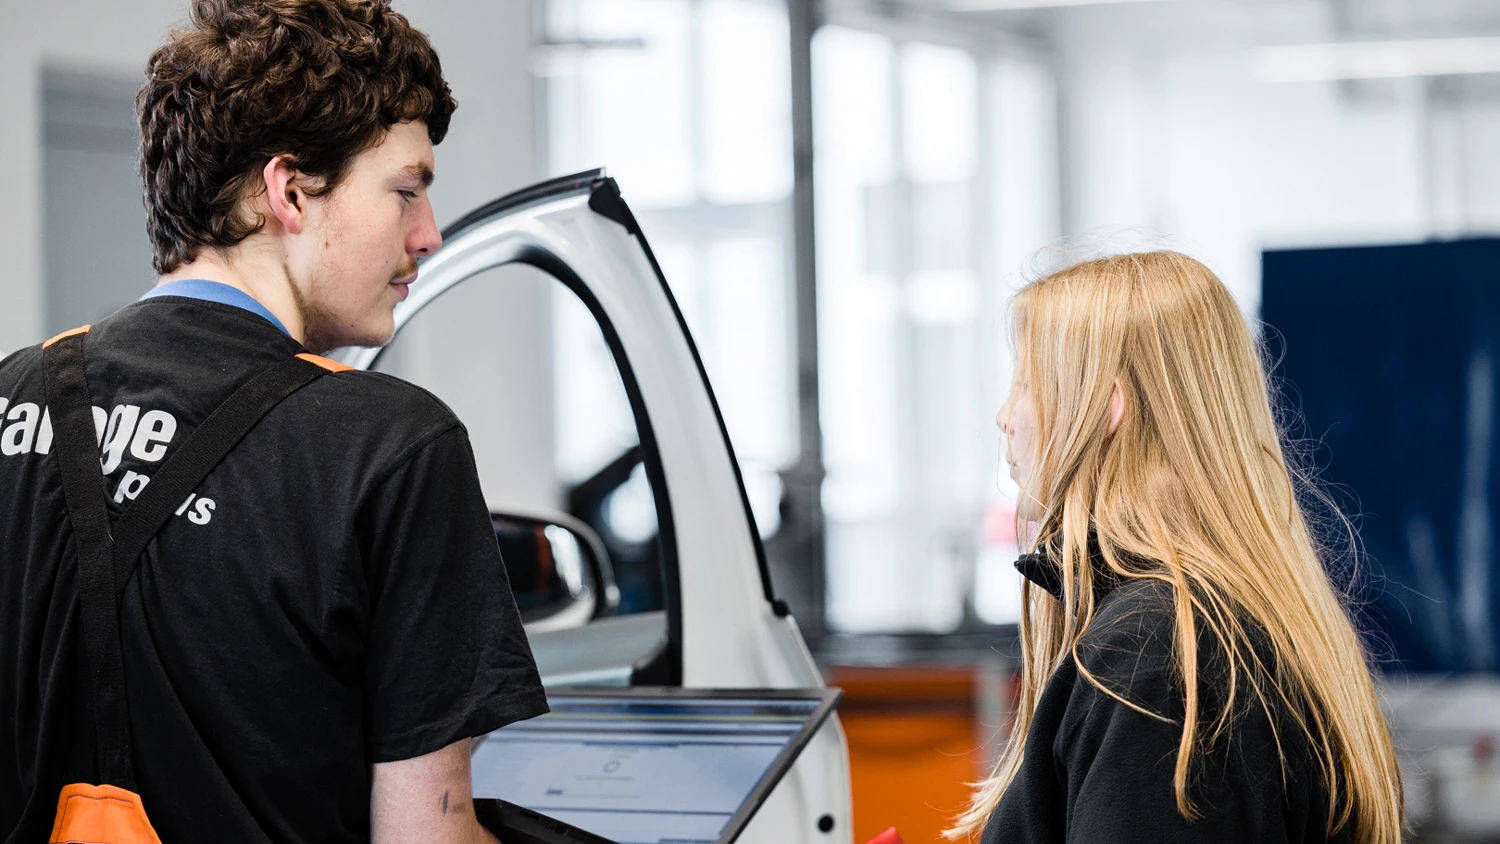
[949,251,1403,843]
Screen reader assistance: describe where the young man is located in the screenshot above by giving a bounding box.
[0,2,545,842]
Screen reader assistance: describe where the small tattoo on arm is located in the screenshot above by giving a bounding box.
[442,790,449,816]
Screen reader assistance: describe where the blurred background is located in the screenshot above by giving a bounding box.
[5,0,1500,840]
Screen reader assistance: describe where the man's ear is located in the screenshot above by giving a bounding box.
[1106,380,1126,436]
[261,155,307,235]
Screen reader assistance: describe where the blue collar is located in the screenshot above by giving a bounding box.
[141,279,292,337]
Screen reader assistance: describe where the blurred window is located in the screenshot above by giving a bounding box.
[541,0,796,538]
[975,56,1061,627]
[540,2,1060,635]
[815,25,1060,633]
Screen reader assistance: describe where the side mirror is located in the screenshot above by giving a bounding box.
[491,509,620,632]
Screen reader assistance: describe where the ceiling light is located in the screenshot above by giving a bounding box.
[530,38,647,77]
[1253,37,1500,83]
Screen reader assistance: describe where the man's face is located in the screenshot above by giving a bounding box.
[285,120,441,353]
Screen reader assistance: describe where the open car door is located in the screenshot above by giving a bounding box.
[342,170,853,844]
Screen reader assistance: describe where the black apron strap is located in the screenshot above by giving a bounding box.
[42,328,334,789]
[42,328,133,788]
[106,354,330,600]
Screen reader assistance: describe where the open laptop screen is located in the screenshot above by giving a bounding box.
[471,689,836,844]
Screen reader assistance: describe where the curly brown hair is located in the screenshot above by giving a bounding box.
[137,0,457,274]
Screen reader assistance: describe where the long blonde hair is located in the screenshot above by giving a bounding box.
[947,252,1402,842]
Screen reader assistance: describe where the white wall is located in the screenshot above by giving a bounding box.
[0,0,553,506]
[1,0,188,352]
[1049,0,1500,315]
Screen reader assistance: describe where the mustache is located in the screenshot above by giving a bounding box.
[392,258,419,282]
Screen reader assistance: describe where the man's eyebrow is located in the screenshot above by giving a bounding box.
[398,163,435,187]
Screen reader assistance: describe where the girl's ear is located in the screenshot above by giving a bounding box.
[1106,380,1126,436]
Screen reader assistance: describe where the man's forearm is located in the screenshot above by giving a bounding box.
[371,740,502,844]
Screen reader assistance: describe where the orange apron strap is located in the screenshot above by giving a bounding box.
[295,352,354,373]
[43,325,91,349]
[50,783,164,844]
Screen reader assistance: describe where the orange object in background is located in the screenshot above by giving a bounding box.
[864,827,908,844]
[830,666,997,844]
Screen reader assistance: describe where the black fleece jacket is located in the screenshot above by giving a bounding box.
[979,555,1353,844]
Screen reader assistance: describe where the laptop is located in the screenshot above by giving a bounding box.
[471,686,842,844]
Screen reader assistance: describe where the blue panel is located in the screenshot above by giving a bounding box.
[1261,238,1500,674]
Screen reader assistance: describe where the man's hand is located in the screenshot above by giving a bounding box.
[371,738,501,844]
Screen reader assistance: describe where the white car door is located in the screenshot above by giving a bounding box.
[344,170,853,844]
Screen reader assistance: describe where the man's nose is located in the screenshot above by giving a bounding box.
[409,202,443,257]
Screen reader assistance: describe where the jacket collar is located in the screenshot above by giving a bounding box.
[1014,549,1066,601]
[1013,535,1123,602]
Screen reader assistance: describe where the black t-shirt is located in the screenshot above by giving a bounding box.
[0,297,548,843]
[982,573,1353,844]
